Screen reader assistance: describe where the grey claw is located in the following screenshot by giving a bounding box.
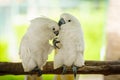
[53,38,60,49]
[32,66,42,76]
[72,65,78,80]
[62,65,67,75]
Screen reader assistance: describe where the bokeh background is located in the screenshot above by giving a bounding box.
[0,0,109,80]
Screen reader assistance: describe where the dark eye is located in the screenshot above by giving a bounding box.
[68,20,71,22]
[52,28,55,30]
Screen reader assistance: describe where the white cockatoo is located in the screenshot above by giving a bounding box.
[19,17,59,80]
[54,13,85,79]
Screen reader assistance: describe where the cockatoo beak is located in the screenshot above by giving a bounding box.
[58,18,65,26]
[54,31,59,36]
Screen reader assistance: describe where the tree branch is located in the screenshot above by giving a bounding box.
[0,61,120,75]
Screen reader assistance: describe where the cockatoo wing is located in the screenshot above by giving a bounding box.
[74,31,85,67]
[19,36,37,72]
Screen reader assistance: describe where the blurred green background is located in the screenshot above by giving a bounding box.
[0,0,108,80]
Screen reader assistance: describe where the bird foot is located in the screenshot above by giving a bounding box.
[31,66,42,76]
[72,65,78,80]
[62,65,67,75]
[53,38,61,49]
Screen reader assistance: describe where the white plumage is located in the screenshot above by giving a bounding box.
[54,13,85,69]
[19,17,59,72]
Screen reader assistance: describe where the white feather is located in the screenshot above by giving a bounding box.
[19,17,59,72]
[54,13,85,69]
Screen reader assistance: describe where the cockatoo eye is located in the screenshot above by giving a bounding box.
[68,20,71,22]
[52,28,55,30]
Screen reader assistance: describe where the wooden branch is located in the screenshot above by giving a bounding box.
[85,60,120,66]
[0,61,120,75]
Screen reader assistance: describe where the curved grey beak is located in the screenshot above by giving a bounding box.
[54,31,59,36]
[58,18,66,26]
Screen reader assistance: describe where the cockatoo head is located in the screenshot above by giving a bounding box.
[31,17,59,36]
[48,21,59,36]
[58,13,80,28]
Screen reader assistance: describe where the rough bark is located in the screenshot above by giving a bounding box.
[0,61,120,75]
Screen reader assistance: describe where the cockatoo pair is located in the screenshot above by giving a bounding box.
[19,13,85,80]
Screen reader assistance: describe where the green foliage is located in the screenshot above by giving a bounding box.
[82,9,106,60]
[13,24,28,47]
[0,39,9,61]
[43,75,54,80]
[0,75,24,80]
